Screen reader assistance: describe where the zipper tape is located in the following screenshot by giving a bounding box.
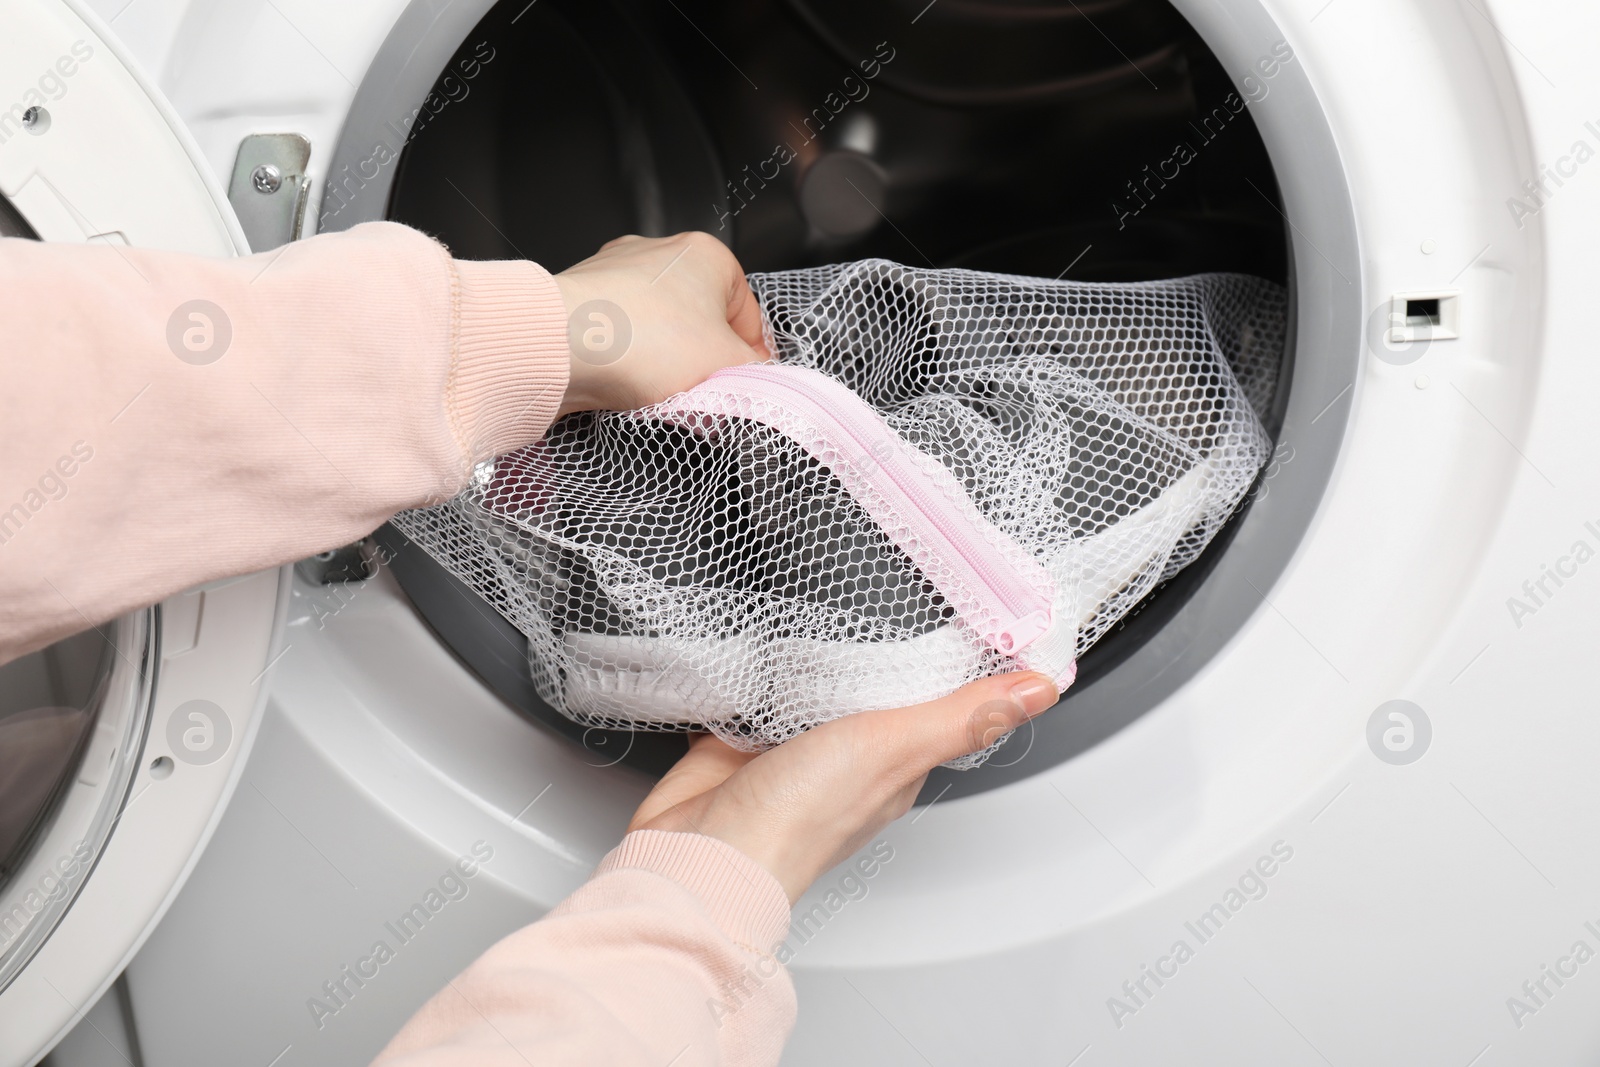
[653,363,1059,660]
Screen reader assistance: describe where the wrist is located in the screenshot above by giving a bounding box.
[638,796,814,904]
[552,272,632,416]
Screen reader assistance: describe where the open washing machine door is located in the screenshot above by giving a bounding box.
[0,3,284,1064]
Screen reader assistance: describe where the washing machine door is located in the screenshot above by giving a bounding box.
[0,2,284,1064]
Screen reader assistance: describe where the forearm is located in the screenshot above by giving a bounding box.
[0,222,567,664]
[372,831,797,1067]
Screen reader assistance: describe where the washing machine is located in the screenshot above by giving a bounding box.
[2,0,1595,1062]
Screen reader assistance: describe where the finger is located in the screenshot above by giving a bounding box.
[628,734,760,830]
[867,672,1060,775]
[673,230,766,359]
[662,734,759,793]
[724,272,771,361]
[597,233,644,254]
[687,730,761,767]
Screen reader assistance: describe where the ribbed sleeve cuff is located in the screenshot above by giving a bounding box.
[595,830,793,955]
[446,257,570,465]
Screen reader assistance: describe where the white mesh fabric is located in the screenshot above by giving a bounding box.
[393,261,1285,765]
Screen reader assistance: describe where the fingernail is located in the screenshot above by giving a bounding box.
[1008,676,1059,717]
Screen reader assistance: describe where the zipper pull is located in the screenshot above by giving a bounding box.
[988,609,1053,656]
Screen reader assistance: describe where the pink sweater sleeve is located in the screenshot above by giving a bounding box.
[0,221,565,663]
[0,224,798,1063]
[373,830,798,1067]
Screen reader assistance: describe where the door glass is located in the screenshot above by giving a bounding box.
[0,632,106,888]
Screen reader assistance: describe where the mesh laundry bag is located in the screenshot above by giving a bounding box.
[396,260,1285,766]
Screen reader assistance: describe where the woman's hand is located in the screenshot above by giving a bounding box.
[553,232,769,416]
[628,673,1061,904]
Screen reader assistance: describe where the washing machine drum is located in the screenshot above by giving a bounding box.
[396,260,1284,761]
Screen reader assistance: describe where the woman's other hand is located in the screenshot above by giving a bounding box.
[628,673,1061,904]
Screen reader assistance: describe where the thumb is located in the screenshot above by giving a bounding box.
[722,260,770,358]
[871,672,1061,775]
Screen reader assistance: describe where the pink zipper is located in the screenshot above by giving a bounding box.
[654,364,1057,659]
